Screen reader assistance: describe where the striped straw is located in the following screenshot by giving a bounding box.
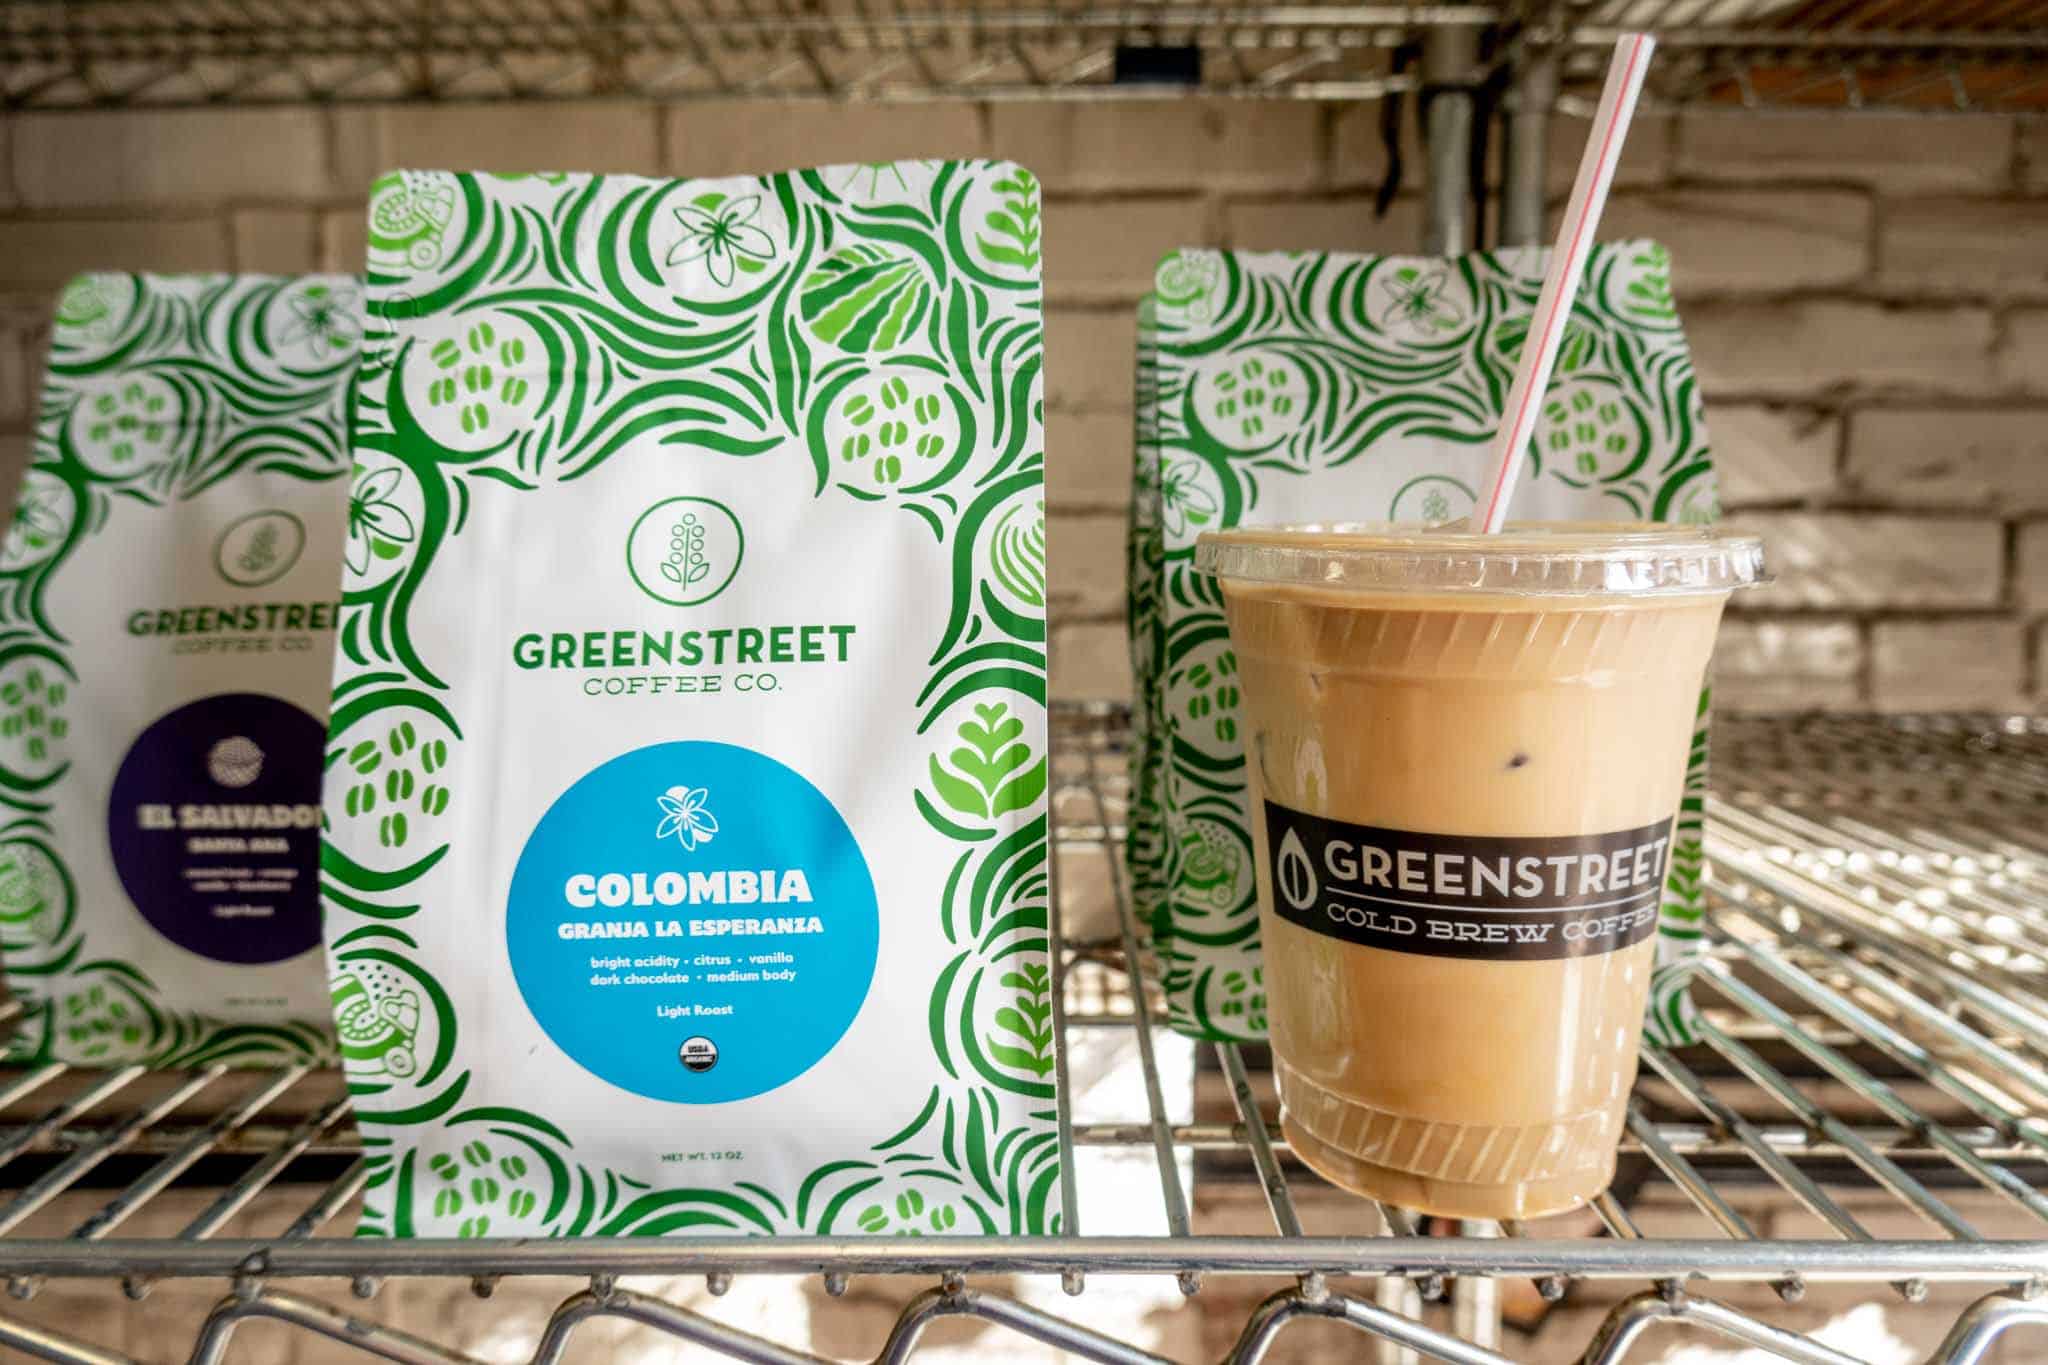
[1476,32,1657,534]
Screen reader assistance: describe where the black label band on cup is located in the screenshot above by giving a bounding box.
[1262,802,1674,962]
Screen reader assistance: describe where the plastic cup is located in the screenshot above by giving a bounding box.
[1195,521,1766,1220]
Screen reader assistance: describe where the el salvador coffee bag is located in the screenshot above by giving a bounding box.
[0,272,353,1066]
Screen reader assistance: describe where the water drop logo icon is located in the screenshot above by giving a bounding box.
[1276,827,1317,912]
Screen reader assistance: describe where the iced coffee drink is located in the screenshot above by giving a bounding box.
[1197,522,1764,1220]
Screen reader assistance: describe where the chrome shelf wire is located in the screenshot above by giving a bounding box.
[2,0,2044,109]
[0,707,2043,1363]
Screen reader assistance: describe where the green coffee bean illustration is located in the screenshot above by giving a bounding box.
[1217,968,1267,1033]
[1180,651,1240,745]
[428,1140,539,1237]
[1206,354,1297,445]
[0,665,67,768]
[426,322,530,436]
[84,380,173,465]
[61,984,142,1061]
[346,720,450,847]
[854,1188,958,1236]
[1543,384,1638,480]
[841,374,948,486]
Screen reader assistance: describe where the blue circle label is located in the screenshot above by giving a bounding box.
[507,741,878,1104]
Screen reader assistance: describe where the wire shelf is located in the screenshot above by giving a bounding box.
[2,0,2043,110]
[0,706,2041,1362]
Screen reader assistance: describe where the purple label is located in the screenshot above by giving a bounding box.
[107,693,323,965]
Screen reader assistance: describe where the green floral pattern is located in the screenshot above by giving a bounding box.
[0,273,348,1067]
[1131,242,1723,1045]
[334,164,1056,1238]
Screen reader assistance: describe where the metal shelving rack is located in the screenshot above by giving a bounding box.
[3,4,2048,1360]
[1,1,2044,112]
[0,710,2041,1362]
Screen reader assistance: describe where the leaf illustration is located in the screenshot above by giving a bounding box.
[987,956,1055,1078]
[991,758,1046,815]
[687,560,710,584]
[659,561,683,583]
[928,753,987,819]
[975,168,1042,270]
[989,1043,1051,1075]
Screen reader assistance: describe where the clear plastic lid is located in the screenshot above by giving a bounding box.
[1194,521,1767,598]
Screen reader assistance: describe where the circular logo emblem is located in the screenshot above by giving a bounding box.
[108,694,324,965]
[626,497,744,607]
[214,510,307,588]
[507,740,878,1105]
[206,736,265,788]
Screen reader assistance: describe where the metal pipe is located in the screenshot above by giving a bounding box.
[0,1067,225,1238]
[1083,749,1194,1280]
[190,1289,486,1365]
[1420,4,1479,254]
[0,1235,2036,1282]
[1926,1289,2048,1365]
[1227,1289,1516,1365]
[72,1066,312,1240]
[177,1097,351,1241]
[1579,1291,1866,1365]
[0,1313,135,1365]
[1499,46,1554,245]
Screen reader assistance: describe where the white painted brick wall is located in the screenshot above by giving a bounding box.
[1600,189,1870,292]
[1686,301,2000,399]
[336,102,664,182]
[1,101,2044,715]
[1872,619,2030,711]
[1044,195,1212,303]
[1730,512,2005,610]
[671,100,985,180]
[1844,408,2048,510]
[1713,618,1863,711]
[1709,405,1839,507]
[11,109,333,207]
[1674,113,2015,194]
[1878,199,2048,296]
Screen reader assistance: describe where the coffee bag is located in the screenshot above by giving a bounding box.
[325,163,1058,1237]
[0,273,352,1066]
[1129,243,1719,1046]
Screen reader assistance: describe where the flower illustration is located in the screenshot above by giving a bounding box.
[1375,265,1466,338]
[3,486,66,564]
[345,464,415,574]
[282,283,361,360]
[666,194,776,288]
[655,785,718,851]
[1159,457,1218,537]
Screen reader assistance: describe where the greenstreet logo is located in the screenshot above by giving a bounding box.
[213,510,306,588]
[626,496,744,607]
